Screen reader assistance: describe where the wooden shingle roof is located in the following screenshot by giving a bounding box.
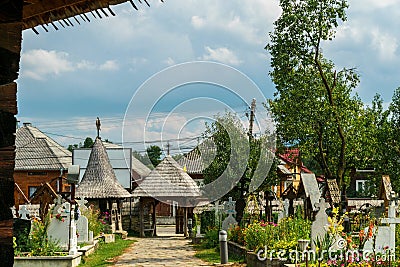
[22,0,162,33]
[177,138,216,175]
[326,179,340,204]
[15,125,72,171]
[76,137,131,199]
[133,155,201,199]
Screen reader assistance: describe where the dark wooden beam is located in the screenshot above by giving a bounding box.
[0,0,22,265]
[23,0,90,19]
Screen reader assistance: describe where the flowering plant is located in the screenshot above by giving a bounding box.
[228,225,245,245]
[55,213,65,222]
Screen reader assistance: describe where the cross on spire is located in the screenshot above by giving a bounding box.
[96,117,101,138]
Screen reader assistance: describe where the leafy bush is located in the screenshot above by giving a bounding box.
[202,227,220,249]
[243,218,311,253]
[14,212,63,256]
[200,211,218,233]
[228,225,245,245]
[82,205,111,236]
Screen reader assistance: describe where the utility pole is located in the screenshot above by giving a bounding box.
[236,98,256,224]
[166,142,170,155]
[248,98,256,140]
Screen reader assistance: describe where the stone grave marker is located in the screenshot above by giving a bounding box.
[68,204,79,255]
[76,214,89,243]
[47,200,72,250]
[11,206,17,218]
[311,198,329,251]
[19,205,30,220]
[76,198,88,212]
[365,196,400,255]
[278,199,290,222]
[222,197,238,231]
[196,225,203,237]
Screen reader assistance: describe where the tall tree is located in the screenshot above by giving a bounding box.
[202,112,277,201]
[83,137,94,148]
[372,88,400,191]
[146,145,162,167]
[266,0,369,188]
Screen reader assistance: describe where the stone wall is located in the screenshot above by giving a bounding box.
[227,241,247,263]
[246,252,287,267]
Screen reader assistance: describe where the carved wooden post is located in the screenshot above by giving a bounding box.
[0,0,23,265]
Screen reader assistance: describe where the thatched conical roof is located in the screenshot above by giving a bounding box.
[133,155,201,199]
[76,137,131,199]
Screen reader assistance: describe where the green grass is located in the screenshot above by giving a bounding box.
[78,236,135,267]
[194,246,221,263]
[193,244,245,264]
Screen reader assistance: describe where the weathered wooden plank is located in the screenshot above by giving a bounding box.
[0,219,13,244]
[0,82,17,99]
[0,83,17,113]
[0,101,17,114]
[0,1,22,265]
[23,0,88,19]
[0,1,23,22]
[0,152,14,160]
[0,111,17,146]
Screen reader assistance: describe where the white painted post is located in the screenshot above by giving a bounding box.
[69,204,78,255]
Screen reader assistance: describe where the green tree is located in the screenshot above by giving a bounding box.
[202,112,277,201]
[132,150,154,169]
[146,145,162,167]
[371,88,400,191]
[67,144,79,152]
[83,137,94,148]
[266,0,371,188]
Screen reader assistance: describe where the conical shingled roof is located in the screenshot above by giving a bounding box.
[133,155,201,199]
[76,137,131,199]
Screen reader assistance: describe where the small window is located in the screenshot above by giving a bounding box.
[356,180,367,192]
[28,186,38,198]
[28,171,47,176]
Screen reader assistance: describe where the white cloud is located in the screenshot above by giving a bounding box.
[191,15,205,29]
[99,60,119,71]
[163,57,175,66]
[353,0,398,10]
[201,46,242,66]
[371,28,398,62]
[21,49,120,80]
[21,49,73,80]
[77,60,96,70]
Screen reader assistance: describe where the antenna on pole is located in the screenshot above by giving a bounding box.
[248,98,256,140]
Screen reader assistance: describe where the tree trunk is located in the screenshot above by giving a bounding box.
[0,0,23,265]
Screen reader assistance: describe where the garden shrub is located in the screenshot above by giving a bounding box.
[202,227,220,249]
[200,211,220,234]
[243,217,311,253]
[228,225,245,245]
[82,205,110,236]
[14,212,63,256]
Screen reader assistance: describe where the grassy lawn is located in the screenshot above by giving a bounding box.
[193,244,245,264]
[79,236,135,267]
[194,246,221,263]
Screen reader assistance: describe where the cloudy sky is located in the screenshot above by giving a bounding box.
[17,0,400,154]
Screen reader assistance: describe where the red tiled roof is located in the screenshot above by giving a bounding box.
[278,148,312,173]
